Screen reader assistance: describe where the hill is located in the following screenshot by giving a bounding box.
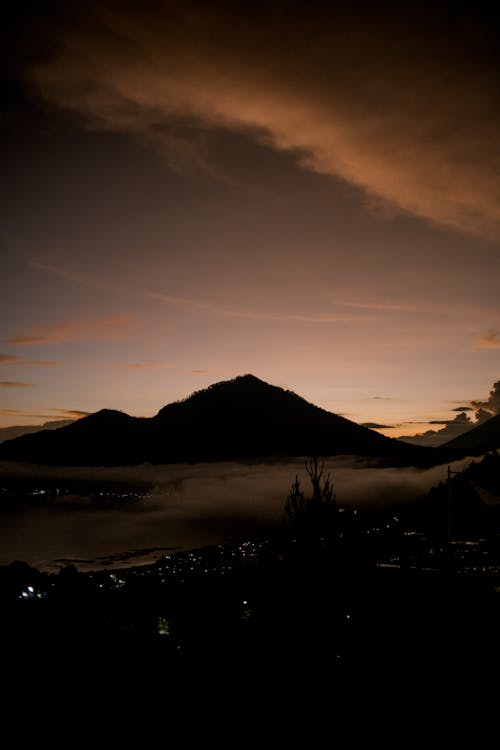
[443,413,500,454]
[0,374,436,466]
[0,419,75,444]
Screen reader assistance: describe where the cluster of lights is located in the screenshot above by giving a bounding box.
[19,585,45,600]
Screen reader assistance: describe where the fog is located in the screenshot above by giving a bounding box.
[0,456,472,572]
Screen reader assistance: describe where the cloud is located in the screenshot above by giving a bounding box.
[472,380,500,417]
[8,315,134,346]
[404,379,500,445]
[53,409,90,419]
[361,422,393,429]
[28,2,500,241]
[429,413,472,425]
[31,259,374,325]
[0,409,42,418]
[148,290,372,324]
[112,360,176,370]
[401,412,474,447]
[0,352,59,366]
[0,354,20,364]
[477,330,500,349]
[0,381,34,388]
[0,455,471,571]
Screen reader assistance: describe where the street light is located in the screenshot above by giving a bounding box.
[447,465,460,567]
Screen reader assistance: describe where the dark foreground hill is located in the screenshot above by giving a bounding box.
[0,419,75,444]
[443,413,500,455]
[0,374,438,466]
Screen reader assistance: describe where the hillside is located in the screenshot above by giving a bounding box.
[0,374,435,466]
[443,413,500,454]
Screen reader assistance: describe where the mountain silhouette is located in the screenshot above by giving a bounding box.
[0,419,75,444]
[0,374,436,466]
[443,412,500,454]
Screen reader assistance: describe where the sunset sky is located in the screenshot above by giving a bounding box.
[1,1,500,436]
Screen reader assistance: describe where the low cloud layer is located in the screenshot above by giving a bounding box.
[27,2,500,241]
[403,413,473,447]
[0,455,471,571]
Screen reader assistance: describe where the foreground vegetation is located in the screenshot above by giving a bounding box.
[3,454,500,681]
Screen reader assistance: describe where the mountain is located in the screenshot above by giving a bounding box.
[0,419,75,444]
[0,374,436,466]
[415,452,500,540]
[442,413,500,454]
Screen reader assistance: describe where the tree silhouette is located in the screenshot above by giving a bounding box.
[284,457,338,545]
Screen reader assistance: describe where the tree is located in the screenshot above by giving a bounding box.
[284,457,338,546]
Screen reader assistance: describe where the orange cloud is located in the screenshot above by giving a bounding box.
[9,315,134,346]
[0,381,34,388]
[0,352,59,366]
[114,360,176,369]
[0,353,20,364]
[53,409,90,419]
[0,407,88,419]
[477,330,500,349]
[29,4,500,241]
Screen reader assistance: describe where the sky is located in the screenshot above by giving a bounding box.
[1,0,500,436]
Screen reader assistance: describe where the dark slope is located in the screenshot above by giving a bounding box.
[0,419,74,444]
[414,452,500,540]
[0,410,150,465]
[151,375,420,462]
[0,374,435,466]
[443,413,500,454]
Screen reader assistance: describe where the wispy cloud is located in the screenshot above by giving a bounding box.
[113,360,176,370]
[30,260,373,324]
[147,290,372,324]
[9,315,134,346]
[0,381,34,388]
[0,352,59,366]
[477,329,500,349]
[53,409,90,418]
[0,407,89,419]
[0,354,21,364]
[0,409,40,417]
[28,4,500,241]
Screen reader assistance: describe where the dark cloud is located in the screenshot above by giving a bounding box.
[452,406,474,412]
[0,381,34,388]
[19,1,500,240]
[472,380,500,418]
[429,413,471,425]
[475,408,495,424]
[401,412,473,447]
[361,422,393,429]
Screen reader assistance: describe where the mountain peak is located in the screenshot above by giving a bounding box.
[233,374,267,385]
[0,374,432,466]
